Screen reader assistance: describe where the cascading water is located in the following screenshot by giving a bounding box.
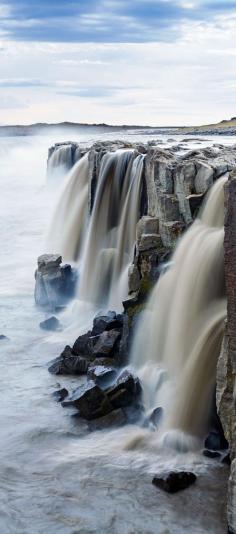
[131,175,227,448]
[47,154,89,261]
[79,150,145,307]
[47,149,145,309]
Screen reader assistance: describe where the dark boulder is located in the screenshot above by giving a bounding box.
[40,316,62,331]
[92,311,123,336]
[106,370,142,409]
[52,388,69,402]
[88,408,127,431]
[72,330,94,356]
[48,345,89,375]
[62,381,113,420]
[92,329,121,358]
[152,471,197,493]
[87,363,117,386]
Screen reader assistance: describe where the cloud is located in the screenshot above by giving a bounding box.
[0,77,49,87]
[0,0,235,43]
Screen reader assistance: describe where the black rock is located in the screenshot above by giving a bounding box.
[40,316,62,331]
[87,363,117,386]
[92,311,123,336]
[152,471,197,493]
[48,345,89,375]
[72,330,93,356]
[88,408,127,431]
[106,370,142,409]
[62,381,113,420]
[205,431,228,451]
[52,388,69,402]
[92,329,121,358]
[203,449,221,459]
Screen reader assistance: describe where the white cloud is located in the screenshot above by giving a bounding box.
[0,14,235,126]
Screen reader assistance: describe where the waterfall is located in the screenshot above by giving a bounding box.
[131,175,227,446]
[47,153,89,261]
[47,144,76,178]
[47,149,145,309]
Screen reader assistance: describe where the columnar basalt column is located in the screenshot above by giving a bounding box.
[217,170,236,533]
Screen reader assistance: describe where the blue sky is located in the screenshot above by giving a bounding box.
[1,1,236,42]
[0,0,236,125]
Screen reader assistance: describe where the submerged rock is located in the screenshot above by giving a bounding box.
[152,471,197,493]
[39,316,62,331]
[48,345,89,375]
[62,381,113,420]
[88,408,127,431]
[52,388,69,402]
[205,430,228,451]
[149,407,163,428]
[203,449,221,459]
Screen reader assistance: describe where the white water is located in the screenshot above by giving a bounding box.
[48,148,145,309]
[131,176,227,450]
[0,132,233,533]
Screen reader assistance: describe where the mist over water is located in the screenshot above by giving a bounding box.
[0,131,233,533]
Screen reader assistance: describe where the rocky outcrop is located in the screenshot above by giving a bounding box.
[217,171,236,533]
[34,254,77,310]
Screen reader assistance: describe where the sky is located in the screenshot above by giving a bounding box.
[0,0,236,126]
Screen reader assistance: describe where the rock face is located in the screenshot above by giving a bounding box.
[35,254,77,309]
[217,171,236,533]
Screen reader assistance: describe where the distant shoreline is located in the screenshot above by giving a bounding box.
[0,119,236,137]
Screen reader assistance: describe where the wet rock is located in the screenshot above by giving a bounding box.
[107,370,142,409]
[48,345,89,375]
[62,381,113,420]
[203,449,221,459]
[88,408,127,431]
[35,254,77,309]
[87,363,117,386]
[39,316,62,331]
[72,330,93,356]
[52,388,68,402]
[91,311,123,336]
[149,407,163,428]
[205,430,228,451]
[152,471,197,493]
[92,329,121,358]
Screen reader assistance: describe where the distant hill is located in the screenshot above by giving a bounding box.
[0,121,170,137]
[0,118,235,137]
